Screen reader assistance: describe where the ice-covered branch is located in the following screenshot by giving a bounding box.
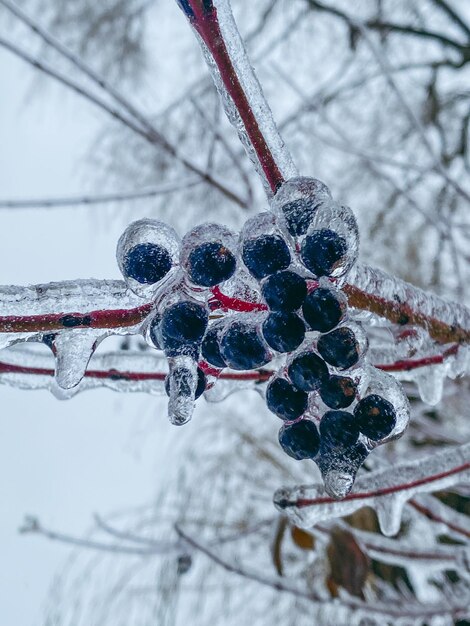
[274,443,470,536]
[346,264,470,345]
[176,522,470,621]
[177,0,297,194]
[176,0,470,348]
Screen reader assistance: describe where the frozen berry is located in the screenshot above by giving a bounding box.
[242,234,291,280]
[187,242,236,287]
[317,327,360,370]
[160,301,208,344]
[354,394,397,441]
[220,321,271,370]
[319,410,359,448]
[123,242,172,284]
[261,270,307,312]
[201,324,227,369]
[278,420,320,460]
[262,312,305,353]
[319,375,357,409]
[300,229,347,277]
[165,366,206,399]
[266,377,308,421]
[287,351,328,392]
[280,197,323,237]
[302,287,346,333]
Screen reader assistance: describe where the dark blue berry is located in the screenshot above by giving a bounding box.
[317,327,360,370]
[262,311,305,353]
[165,366,206,399]
[354,394,397,441]
[302,287,346,333]
[287,351,328,392]
[266,377,308,421]
[123,242,172,285]
[160,301,208,343]
[319,410,359,449]
[220,321,271,370]
[280,197,323,237]
[278,420,320,460]
[187,242,236,287]
[300,229,347,277]
[319,375,357,409]
[242,234,291,280]
[261,270,307,312]
[201,324,227,369]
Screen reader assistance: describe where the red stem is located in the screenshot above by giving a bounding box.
[188,1,284,193]
[378,343,458,372]
[0,303,152,333]
[409,499,470,539]
[294,462,470,508]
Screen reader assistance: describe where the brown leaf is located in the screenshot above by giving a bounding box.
[291,526,315,551]
[326,526,370,599]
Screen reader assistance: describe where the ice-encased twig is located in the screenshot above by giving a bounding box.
[274,443,470,536]
[180,0,297,194]
[346,264,470,345]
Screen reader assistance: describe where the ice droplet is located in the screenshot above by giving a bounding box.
[270,176,331,238]
[53,330,101,389]
[304,201,359,282]
[180,222,238,287]
[117,218,181,298]
[357,365,410,443]
[414,365,446,406]
[166,356,198,426]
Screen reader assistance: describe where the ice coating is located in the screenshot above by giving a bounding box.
[274,442,470,536]
[347,263,470,344]
[116,218,181,298]
[180,222,238,287]
[356,365,410,444]
[166,356,198,425]
[53,330,102,389]
[194,0,298,194]
[239,211,290,250]
[301,201,359,281]
[270,176,332,238]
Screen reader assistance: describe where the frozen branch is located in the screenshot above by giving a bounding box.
[275,442,470,536]
[175,522,470,621]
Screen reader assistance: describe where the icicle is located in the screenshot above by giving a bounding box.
[53,330,101,389]
[274,442,470,536]
[166,356,198,426]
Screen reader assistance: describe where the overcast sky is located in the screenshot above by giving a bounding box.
[0,21,195,623]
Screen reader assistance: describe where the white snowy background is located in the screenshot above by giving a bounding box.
[0,5,200,622]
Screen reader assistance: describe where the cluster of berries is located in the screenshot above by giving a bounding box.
[116,177,406,497]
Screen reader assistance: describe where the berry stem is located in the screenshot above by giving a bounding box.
[184,0,285,193]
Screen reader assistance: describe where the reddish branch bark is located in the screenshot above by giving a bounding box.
[188,1,284,192]
[292,462,470,508]
[343,283,470,345]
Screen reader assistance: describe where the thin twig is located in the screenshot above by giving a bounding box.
[0,179,201,209]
